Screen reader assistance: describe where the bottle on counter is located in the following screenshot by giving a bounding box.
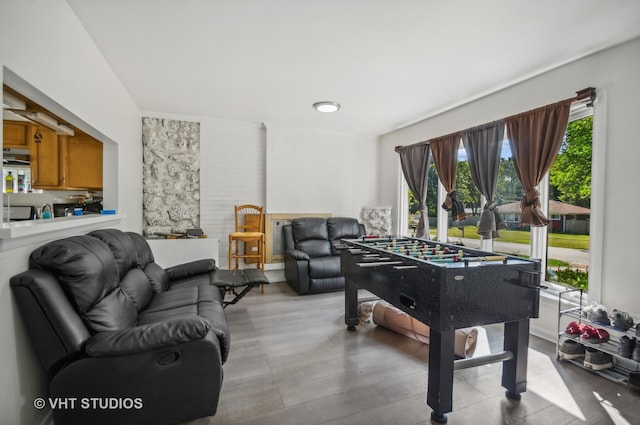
[17,173,25,193]
[5,171,14,193]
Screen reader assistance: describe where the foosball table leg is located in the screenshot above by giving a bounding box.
[426,329,455,423]
[502,319,530,399]
[344,279,359,330]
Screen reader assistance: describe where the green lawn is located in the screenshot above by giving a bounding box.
[442,226,590,250]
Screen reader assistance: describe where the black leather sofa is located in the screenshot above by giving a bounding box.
[283,217,365,294]
[10,229,229,425]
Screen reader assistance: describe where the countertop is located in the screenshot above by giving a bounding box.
[0,213,125,239]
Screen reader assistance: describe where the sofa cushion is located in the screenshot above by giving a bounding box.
[119,268,154,311]
[83,287,138,332]
[170,274,225,302]
[137,285,230,363]
[297,239,331,258]
[142,286,203,314]
[308,256,341,279]
[29,235,138,333]
[29,235,120,314]
[327,217,362,241]
[292,217,329,240]
[88,229,139,280]
[144,262,170,293]
[84,316,211,357]
[328,217,363,255]
[292,217,331,256]
[126,231,156,268]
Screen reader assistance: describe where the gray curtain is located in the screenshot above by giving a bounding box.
[430,134,466,222]
[461,120,506,239]
[506,99,572,226]
[396,142,431,239]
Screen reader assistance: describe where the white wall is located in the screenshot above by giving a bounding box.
[143,115,380,269]
[379,38,640,331]
[141,112,266,269]
[266,123,379,217]
[0,1,142,424]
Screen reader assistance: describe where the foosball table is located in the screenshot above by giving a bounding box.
[341,236,543,423]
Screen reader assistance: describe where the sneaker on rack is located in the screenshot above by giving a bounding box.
[619,335,636,358]
[559,339,586,360]
[596,328,610,343]
[565,321,583,336]
[582,302,609,325]
[629,371,640,391]
[610,309,634,331]
[580,326,610,344]
[633,338,640,362]
[580,325,599,343]
[584,347,613,370]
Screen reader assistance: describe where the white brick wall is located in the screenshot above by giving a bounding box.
[265,123,379,217]
[199,119,266,268]
[143,113,381,269]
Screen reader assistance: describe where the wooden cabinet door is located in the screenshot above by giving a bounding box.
[66,135,103,190]
[3,121,29,148]
[30,126,63,189]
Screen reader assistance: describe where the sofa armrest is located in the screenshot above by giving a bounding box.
[166,259,216,281]
[84,316,210,357]
[285,249,310,261]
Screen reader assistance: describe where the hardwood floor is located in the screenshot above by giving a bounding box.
[183,281,640,425]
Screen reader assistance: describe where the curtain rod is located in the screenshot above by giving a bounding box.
[394,87,596,152]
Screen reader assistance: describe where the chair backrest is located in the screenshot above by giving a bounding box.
[234,204,264,233]
[290,217,331,257]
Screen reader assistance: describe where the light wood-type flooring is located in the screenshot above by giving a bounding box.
[183,281,640,425]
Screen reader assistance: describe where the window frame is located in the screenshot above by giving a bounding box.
[398,91,606,302]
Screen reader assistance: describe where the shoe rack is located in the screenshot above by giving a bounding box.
[556,288,639,388]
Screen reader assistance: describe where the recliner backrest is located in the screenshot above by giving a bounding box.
[291,217,331,257]
[327,217,364,255]
[89,229,155,310]
[126,231,170,293]
[29,235,138,333]
[327,217,363,241]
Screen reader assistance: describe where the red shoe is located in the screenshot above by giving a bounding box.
[596,328,610,343]
[580,325,599,342]
[565,321,582,335]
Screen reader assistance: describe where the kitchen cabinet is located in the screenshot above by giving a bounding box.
[30,126,63,188]
[65,134,103,190]
[3,121,30,148]
[3,121,103,190]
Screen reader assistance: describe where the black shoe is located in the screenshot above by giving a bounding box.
[633,338,640,362]
[629,371,640,391]
[636,323,640,338]
[619,335,636,358]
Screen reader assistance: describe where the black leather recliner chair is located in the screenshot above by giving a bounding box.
[10,229,230,425]
[283,217,365,294]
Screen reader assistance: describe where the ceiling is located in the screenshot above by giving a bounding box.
[67,0,640,136]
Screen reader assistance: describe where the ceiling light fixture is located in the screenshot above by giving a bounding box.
[313,101,340,113]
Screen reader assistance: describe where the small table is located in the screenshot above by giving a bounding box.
[211,269,269,308]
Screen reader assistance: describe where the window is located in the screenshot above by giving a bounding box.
[403,102,594,293]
